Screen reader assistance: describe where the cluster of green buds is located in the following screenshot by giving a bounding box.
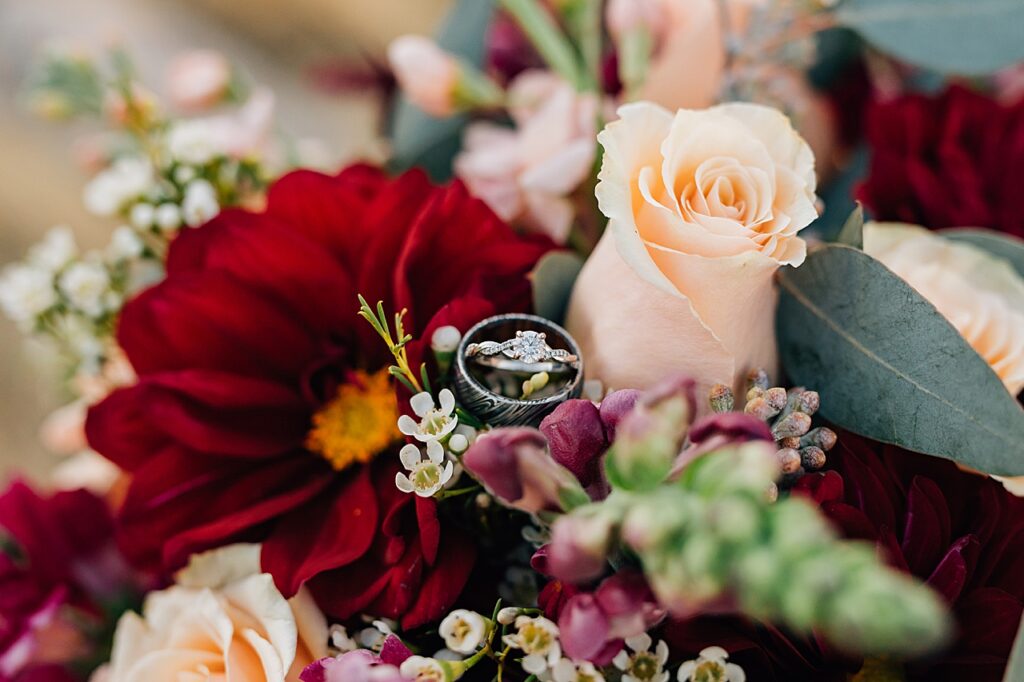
[551,441,951,660]
[709,369,837,484]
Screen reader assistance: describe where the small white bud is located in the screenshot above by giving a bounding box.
[0,264,57,324]
[28,226,77,273]
[108,226,145,262]
[181,179,219,227]
[439,609,489,654]
[59,261,111,317]
[154,203,182,232]
[431,325,462,353]
[130,203,156,230]
[496,607,519,625]
[448,433,469,454]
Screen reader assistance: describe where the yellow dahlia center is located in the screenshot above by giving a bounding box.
[305,369,399,471]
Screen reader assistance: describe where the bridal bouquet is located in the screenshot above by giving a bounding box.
[3,0,1024,680]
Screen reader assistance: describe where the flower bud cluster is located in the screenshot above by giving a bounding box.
[710,369,837,484]
[549,441,952,659]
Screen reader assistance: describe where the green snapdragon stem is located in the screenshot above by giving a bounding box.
[499,0,585,89]
[563,0,602,89]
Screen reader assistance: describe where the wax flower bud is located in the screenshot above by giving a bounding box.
[387,36,503,118]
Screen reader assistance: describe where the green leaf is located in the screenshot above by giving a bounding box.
[943,228,1024,278]
[1005,614,1024,682]
[529,251,584,324]
[836,204,865,248]
[388,0,497,180]
[835,0,1024,76]
[776,244,1024,476]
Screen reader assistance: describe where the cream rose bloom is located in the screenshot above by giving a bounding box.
[863,223,1024,396]
[566,101,817,398]
[101,544,328,682]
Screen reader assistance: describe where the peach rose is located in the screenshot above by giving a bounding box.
[102,544,328,682]
[566,101,817,399]
[454,71,599,243]
[863,223,1024,396]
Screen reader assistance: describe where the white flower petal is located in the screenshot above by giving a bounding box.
[626,633,652,652]
[700,646,728,662]
[395,473,414,493]
[439,388,456,416]
[426,439,445,463]
[400,444,421,470]
[522,653,547,675]
[410,392,435,418]
[612,651,630,670]
[677,661,696,681]
[397,415,419,436]
[441,461,455,485]
[656,640,669,664]
[725,663,746,682]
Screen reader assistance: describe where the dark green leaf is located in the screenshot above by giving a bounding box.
[944,229,1024,278]
[530,250,584,324]
[835,0,1024,76]
[776,244,1024,476]
[388,0,497,180]
[836,204,864,248]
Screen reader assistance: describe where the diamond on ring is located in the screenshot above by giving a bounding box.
[467,330,578,365]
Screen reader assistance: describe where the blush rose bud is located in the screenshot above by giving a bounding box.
[387,36,504,118]
[605,376,695,491]
[463,428,589,515]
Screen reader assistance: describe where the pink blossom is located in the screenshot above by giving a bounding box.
[166,50,232,111]
[301,636,412,682]
[387,36,460,117]
[455,71,599,243]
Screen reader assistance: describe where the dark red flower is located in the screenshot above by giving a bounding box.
[86,165,554,628]
[858,85,1024,238]
[664,435,1024,681]
[0,481,132,682]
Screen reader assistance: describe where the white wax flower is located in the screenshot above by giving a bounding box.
[182,179,220,227]
[0,264,57,324]
[83,157,155,217]
[439,609,488,654]
[59,261,111,317]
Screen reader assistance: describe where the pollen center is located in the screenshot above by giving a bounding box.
[306,369,399,471]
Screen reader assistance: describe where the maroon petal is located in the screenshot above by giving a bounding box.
[540,400,608,491]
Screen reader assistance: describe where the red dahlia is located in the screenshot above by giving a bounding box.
[858,85,1024,238]
[85,165,554,628]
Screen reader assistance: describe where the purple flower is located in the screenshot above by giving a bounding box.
[301,636,413,682]
[557,572,665,664]
[463,428,586,513]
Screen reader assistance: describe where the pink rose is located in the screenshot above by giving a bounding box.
[455,71,599,243]
[567,101,817,398]
[608,0,764,111]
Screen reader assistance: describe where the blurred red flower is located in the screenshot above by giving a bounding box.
[858,85,1024,238]
[0,481,132,682]
[86,165,554,628]
[665,435,1024,681]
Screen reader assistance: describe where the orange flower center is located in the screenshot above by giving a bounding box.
[305,369,400,471]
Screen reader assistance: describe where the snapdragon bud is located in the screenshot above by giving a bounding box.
[605,376,694,491]
[463,428,588,514]
[547,505,620,583]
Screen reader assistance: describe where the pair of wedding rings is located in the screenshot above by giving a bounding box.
[453,314,583,426]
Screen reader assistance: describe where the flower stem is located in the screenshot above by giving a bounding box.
[499,0,585,89]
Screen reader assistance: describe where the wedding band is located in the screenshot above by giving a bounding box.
[454,314,584,426]
[469,356,574,375]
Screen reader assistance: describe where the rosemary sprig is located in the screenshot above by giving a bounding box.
[357,295,424,393]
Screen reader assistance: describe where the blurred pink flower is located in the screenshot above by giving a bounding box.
[387,36,460,117]
[165,50,232,111]
[455,71,599,243]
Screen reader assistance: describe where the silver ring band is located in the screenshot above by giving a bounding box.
[454,314,584,427]
[470,356,575,375]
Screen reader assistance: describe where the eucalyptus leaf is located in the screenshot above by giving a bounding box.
[530,251,584,324]
[944,229,1024,278]
[1005,615,1024,682]
[776,244,1024,476]
[388,0,497,180]
[836,204,865,248]
[835,0,1024,76]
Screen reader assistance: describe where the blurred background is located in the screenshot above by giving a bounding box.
[0,0,450,476]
